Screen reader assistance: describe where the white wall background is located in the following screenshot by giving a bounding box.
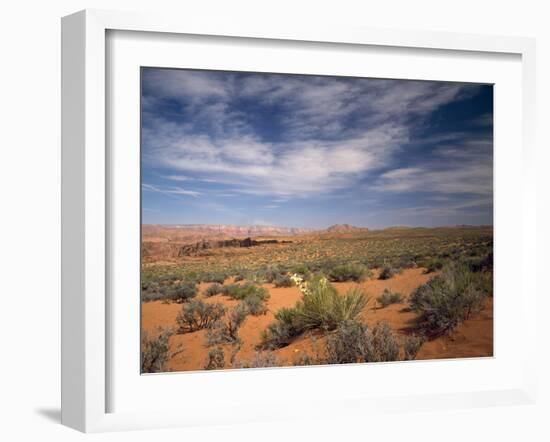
[0,1,548,440]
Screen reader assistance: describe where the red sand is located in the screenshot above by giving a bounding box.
[141,268,493,372]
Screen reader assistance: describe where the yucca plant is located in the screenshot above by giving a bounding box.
[297,277,368,330]
[262,275,368,348]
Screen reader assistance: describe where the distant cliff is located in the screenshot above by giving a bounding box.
[326,224,368,233]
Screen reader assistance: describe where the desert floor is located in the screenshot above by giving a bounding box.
[141,267,493,372]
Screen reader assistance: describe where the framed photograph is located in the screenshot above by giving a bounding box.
[61,9,537,432]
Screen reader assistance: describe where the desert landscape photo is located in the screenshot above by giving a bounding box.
[140,68,493,373]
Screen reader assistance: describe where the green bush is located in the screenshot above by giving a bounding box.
[273,274,293,287]
[424,258,444,273]
[378,266,401,280]
[328,263,371,282]
[463,252,493,273]
[176,299,226,333]
[410,262,488,337]
[291,263,310,276]
[242,293,268,316]
[141,328,178,373]
[200,272,228,284]
[204,283,224,297]
[264,264,285,283]
[207,303,248,345]
[261,307,304,348]
[377,289,403,307]
[141,280,198,303]
[222,283,270,302]
[168,282,198,303]
[204,346,225,370]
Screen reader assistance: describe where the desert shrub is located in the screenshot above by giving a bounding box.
[464,252,493,273]
[403,336,426,360]
[233,272,246,282]
[204,283,224,297]
[273,274,293,287]
[242,293,268,316]
[475,270,493,297]
[378,266,401,280]
[234,351,281,369]
[207,303,248,345]
[141,328,178,373]
[204,346,225,370]
[261,307,304,348]
[410,262,488,337]
[367,322,401,362]
[291,263,310,276]
[377,289,403,307]
[176,299,226,333]
[167,281,198,303]
[325,320,370,364]
[158,273,180,283]
[396,255,417,269]
[200,272,228,284]
[247,264,286,284]
[369,256,386,269]
[292,352,321,366]
[141,288,164,302]
[424,258,444,273]
[222,282,270,302]
[142,279,199,303]
[328,263,371,282]
[262,276,368,348]
[325,320,400,364]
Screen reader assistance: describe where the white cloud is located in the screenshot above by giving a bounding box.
[143,119,408,197]
[162,174,193,181]
[374,137,492,195]
[142,70,487,199]
[142,183,201,198]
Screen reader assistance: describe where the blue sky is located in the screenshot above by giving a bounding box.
[141,68,493,229]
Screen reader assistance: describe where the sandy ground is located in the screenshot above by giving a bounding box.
[141,268,493,372]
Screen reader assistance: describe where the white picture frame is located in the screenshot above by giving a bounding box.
[61,9,537,433]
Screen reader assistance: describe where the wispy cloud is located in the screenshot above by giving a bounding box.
[162,174,194,182]
[141,68,493,227]
[142,71,479,200]
[142,183,201,198]
[374,137,492,196]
